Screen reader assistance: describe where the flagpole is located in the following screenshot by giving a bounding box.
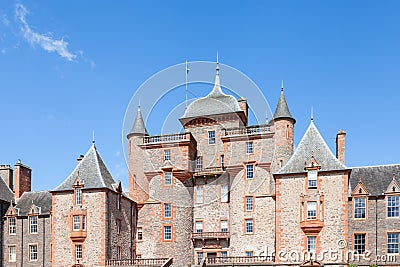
[185,60,189,110]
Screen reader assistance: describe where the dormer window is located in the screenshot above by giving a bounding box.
[308,170,317,189]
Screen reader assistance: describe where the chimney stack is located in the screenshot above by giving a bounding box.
[238,98,248,125]
[14,160,31,199]
[0,165,14,190]
[77,155,84,164]
[336,130,346,164]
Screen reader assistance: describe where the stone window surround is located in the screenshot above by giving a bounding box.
[162,170,174,187]
[8,244,16,262]
[74,243,84,260]
[220,219,229,233]
[353,197,367,220]
[244,195,255,212]
[246,141,253,154]
[162,203,174,220]
[244,218,254,235]
[307,235,317,253]
[162,224,173,242]
[300,194,324,223]
[307,170,318,190]
[387,231,400,254]
[243,161,257,180]
[29,215,38,234]
[195,220,204,233]
[28,243,38,262]
[387,194,400,218]
[353,232,368,254]
[220,184,229,203]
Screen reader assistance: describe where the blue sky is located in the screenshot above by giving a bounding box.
[1,1,400,191]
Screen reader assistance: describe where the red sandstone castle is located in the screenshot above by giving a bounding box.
[0,61,399,267]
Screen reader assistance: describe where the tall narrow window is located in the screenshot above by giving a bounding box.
[117,246,121,260]
[246,165,254,179]
[195,156,203,171]
[73,216,80,231]
[221,154,225,168]
[388,233,399,254]
[8,246,16,262]
[307,236,317,253]
[164,226,172,240]
[354,198,366,219]
[388,196,399,217]
[221,185,229,203]
[195,221,203,233]
[307,202,317,219]
[29,244,38,261]
[75,244,82,260]
[117,194,121,210]
[164,203,172,218]
[286,125,289,139]
[137,227,143,241]
[164,149,171,161]
[245,219,253,234]
[29,216,38,234]
[208,131,215,144]
[246,141,253,154]
[196,186,203,204]
[354,233,366,254]
[164,172,172,185]
[245,197,253,211]
[197,252,203,265]
[221,220,228,233]
[308,170,317,189]
[82,216,86,231]
[8,217,16,235]
[117,219,121,235]
[76,188,82,205]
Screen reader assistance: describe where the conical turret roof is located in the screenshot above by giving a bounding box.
[273,87,294,122]
[130,106,148,135]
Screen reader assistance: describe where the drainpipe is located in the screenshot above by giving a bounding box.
[375,196,378,265]
[42,216,45,267]
[21,218,23,267]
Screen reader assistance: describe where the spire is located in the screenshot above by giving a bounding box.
[216,51,219,74]
[130,105,148,136]
[273,84,295,123]
[207,52,224,97]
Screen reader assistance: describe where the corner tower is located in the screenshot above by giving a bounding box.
[127,105,149,206]
[273,82,295,172]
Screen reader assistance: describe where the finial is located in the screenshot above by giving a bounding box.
[216,51,220,74]
[311,106,314,121]
[138,99,141,110]
[92,130,95,144]
[281,80,284,91]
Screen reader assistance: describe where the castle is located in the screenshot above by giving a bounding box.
[1,60,399,267]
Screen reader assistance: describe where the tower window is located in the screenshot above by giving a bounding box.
[8,217,16,235]
[163,225,172,240]
[388,196,399,217]
[208,131,216,144]
[164,150,171,161]
[308,170,317,189]
[196,186,204,204]
[246,165,254,179]
[245,197,254,211]
[164,203,172,218]
[307,236,316,253]
[164,172,172,185]
[195,156,203,170]
[246,142,253,154]
[388,233,399,254]
[75,188,82,205]
[195,221,203,233]
[221,220,228,233]
[245,219,253,234]
[221,185,229,203]
[75,244,82,260]
[137,227,143,241]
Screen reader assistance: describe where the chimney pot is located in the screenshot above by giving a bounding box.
[336,130,346,164]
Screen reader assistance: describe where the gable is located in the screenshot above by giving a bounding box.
[351,181,369,196]
[385,178,400,194]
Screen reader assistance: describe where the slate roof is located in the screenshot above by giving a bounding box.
[181,68,242,120]
[273,89,294,122]
[15,191,52,216]
[277,120,347,174]
[350,164,400,196]
[53,144,117,191]
[130,106,148,135]
[0,174,14,202]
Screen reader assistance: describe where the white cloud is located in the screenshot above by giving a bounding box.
[15,4,77,61]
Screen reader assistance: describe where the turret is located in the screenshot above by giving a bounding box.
[273,82,296,172]
[127,105,149,207]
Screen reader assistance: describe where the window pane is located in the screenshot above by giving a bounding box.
[76,188,82,205]
[208,131,215,144]
[9,217,16,234]
[76,244,82,259]
[196,221,203,233]
[221,251,228,257]
[246,165,254,179]
[73,216,80,231]
[195,157,203,170]
[307,202,317,219]
[164,150,171,161]
[221,185,229,203]
[354,234,366,254]
[30,216,38,234]
[307,236,316,252]
[388,233,399,254]
[29,245,38,261]
[245,219,253,234]
[137,227,143,241]
[246,251,253,257]
[388,196,399,217]
[82,216,86,231]
[197,252,203,265]
[196,187,203,204]
[354,198,366,219]
[221,220,228,232]
[164,203,172,218]
[308,170,317,189]
[246,142,253,154]
[164,226,172,240]
[9,246,16,262]
[164,172,172,185]
[246,197,253,211]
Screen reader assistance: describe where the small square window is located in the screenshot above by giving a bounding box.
[208,131,216,144]
[246,142,253,154]
[137,227,143,241]
[245,251,253,257]
[164,150,171,161]
[221,251,228,257]
[164,226,172,240]
[246,165,254,179]
[164,172,172,185]
[245,219,253,234]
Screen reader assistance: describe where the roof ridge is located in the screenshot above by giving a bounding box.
[351,163,400,169]
[92,145,108,188]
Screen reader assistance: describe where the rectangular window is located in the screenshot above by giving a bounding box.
[164,225,172,240]
[208,131,215,144]
[307,236,317,253]
[354,233,366,254]
[117,246,121,260]
[73,215,80,231]
[307,202,317,219]
[195,221,203,233]
[246,141,253,154]
[137,227,143,241]
[308,170,317,189]
[164,172,172,185]
[388,233,399,254]
[388,196,399,217]
[117,219,121,235]
[221,220,228,233]
[29,244,38,261]
[221,251,228,257]
[246,164,254,179]
[75,244,82,260]
[76,188,82,205]
[246,197,253,211]
[117,194,121,210]
[245,251,253,257]
[221,185,229,203]
[164,203,172,218]
[221,154,225,168]
[245,219,253,234]
[164,149,171,161]
[9,217,16,235]
[195,156,203,170]
[196,186,203,204]
[30,216,38,234]
[8,246,16,262]
[354,198,366,219]
[197,252,203,265]
[82,216,86,231]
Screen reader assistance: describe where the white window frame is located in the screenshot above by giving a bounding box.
[308,170,317,189]
[29,216,38,234]
[164,226,172,240]
[195,221,203,233]
[164,149,171,161]
[73,215,80,231]
[245,251,253,257]
[208,131,216,144]
[354,233,366,254]
[221,185,229,203]
[29,244,38,261]
[82,215,86,231]
[354,197,366,219]
[245,219,253,234]
[195,156,203,170]
[8,217,16,235]
[196,186,203,204]
[8,245,16,262]
[221,220,228,233]
[197,252,204,265]
[75,188,82,205]
[307,236,317,253]
[75,244,82,260]
[137,227,143,241]
[164,203,172,218]
[307,202,317,220]
[388,233,399,254]
[388,196,399,218]
[246,197,253,211]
